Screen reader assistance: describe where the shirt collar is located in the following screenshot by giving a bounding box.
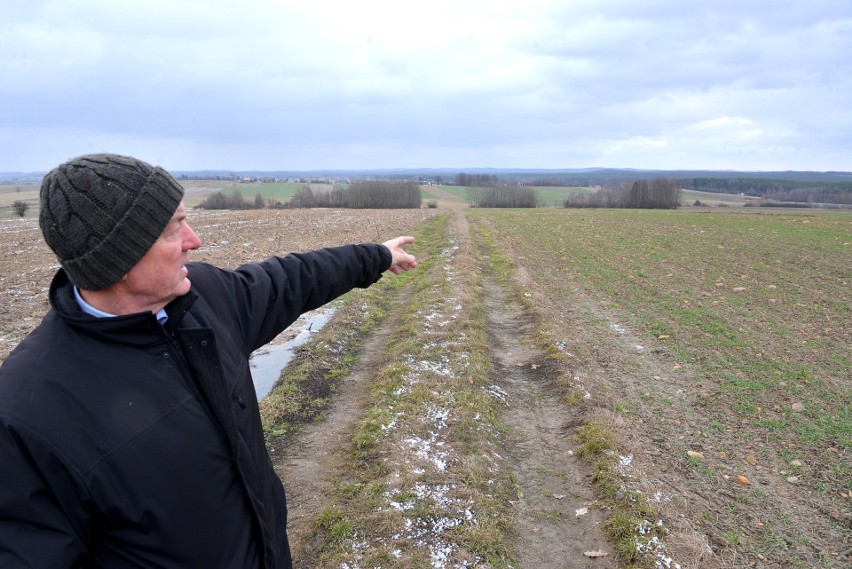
[73,286,168,325]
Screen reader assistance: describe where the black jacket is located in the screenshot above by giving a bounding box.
[0,244,391,568]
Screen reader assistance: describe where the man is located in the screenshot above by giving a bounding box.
[0,153,417,568]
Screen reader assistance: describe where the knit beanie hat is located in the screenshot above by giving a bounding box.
[39,153,184,290]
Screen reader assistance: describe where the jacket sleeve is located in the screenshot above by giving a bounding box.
[195,243,392,353]
[0,422,89,568]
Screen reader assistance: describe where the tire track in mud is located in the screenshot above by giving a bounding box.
[471,215,616,568]
[271,310,401,566]
[483,279,615,568]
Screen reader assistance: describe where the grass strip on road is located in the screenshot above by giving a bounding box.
[266,213,518,568]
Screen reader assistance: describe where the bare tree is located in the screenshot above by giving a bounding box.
[12,200,30,217]
[197,190,259,209]
[289,181,421,209]
[564,177,681,209]
[468,185,537,208]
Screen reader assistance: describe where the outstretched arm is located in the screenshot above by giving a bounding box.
[382,236,417,275]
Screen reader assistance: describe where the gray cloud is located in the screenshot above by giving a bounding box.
[2,0,850,171]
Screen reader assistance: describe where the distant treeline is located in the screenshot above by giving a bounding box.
[197,181,422,210]
[197,190,265,209]
[677,178,852,204]
[466,186,538,208]
[455,173,499,187]
[454,170,852,205]
[565,178,681,209]
[287,180,421,209]
[525,179,569,187]
[489,169,852,187]
[450,171,852,205]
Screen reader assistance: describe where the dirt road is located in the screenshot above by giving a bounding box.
[270,211,615,567]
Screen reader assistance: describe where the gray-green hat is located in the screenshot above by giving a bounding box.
[39,153,184,290]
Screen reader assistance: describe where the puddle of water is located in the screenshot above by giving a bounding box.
[250,307,335,399]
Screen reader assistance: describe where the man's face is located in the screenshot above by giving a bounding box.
[121,203,201,308]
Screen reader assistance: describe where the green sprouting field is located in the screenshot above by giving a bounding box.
[467,207,850,566]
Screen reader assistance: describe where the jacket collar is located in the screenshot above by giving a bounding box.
[49,269,198,347]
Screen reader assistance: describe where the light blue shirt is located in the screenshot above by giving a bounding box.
[74,286,168,325]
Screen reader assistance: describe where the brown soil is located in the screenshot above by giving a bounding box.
[0,208,439,360]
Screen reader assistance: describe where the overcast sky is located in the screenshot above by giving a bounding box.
[2,0,850,172]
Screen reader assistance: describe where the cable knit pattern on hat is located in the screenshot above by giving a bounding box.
[39,154,184,290]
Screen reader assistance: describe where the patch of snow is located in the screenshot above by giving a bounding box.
[413,358,454,377]
[483,384,508,403]
[382,412,403,433]
[650,490,671,503]
[636,520,682,569]
[426,405,450,430]
[404,435,452,472]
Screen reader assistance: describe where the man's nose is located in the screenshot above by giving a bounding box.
[184,225,202,250]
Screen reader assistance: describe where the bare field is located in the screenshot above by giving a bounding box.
[0,208,439,362]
